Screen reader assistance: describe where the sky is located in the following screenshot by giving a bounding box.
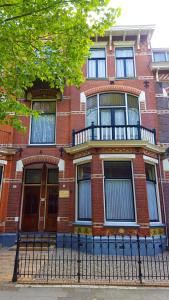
[109,0,169,48]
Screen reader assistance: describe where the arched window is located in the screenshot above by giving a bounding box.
[86,93,139,127]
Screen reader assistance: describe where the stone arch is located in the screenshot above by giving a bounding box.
[84,85,142,97]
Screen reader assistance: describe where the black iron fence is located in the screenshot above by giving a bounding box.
[13,233,169,284]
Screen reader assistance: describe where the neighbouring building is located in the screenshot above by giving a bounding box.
[0,25,168,247]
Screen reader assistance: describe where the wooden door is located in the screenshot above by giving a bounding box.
[45,185,58,232]
[22,186,40,231]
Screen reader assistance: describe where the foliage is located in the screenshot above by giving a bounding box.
[0,0,120,130]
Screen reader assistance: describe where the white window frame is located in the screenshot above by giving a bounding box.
[75,159,92,225]
[145,161,162,225]
[29,99,57,146]
[87,47,107,79]
[115,45,136,79]
[101,157,137,226]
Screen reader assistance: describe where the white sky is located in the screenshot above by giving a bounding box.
[109,0,169,48]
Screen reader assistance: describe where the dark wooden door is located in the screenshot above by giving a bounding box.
[45,185,58,232]
[22,186,40,231]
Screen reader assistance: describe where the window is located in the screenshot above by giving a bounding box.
[104,161,135,222]
[88,48,106,78]
[153,51,169,62]
[77,163,92,221]
[115,47,135,78]
[145,163,159,222]
[25,169,42,184]
[30,101,56,144]
[0,166,3,196]
[87,93,139,126]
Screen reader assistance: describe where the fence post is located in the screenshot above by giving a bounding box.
[77,233,81,283]
[12,231,20,282]
[91,122,95,141]
[137,235,142,284]
[137,121,141,140]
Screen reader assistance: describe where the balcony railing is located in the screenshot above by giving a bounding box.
[72,122,156,146]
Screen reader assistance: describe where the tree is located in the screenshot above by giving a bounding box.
[0,0,120,130]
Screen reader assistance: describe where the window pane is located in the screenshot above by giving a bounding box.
[116,48,133,58]
[87,96,97,110]
[128,95,139,125]
[105,179,134,221]
[88,60,96,77]
[0,166,3,186]
[116,59,125,77]
[104,161,132,179]
[100,109,111,125]
[153,52,166,62]
[147,181,159,221]
[78,163,91,180]
[98,60,106,77]
[31,114,55,144]
[90,49,105,58]
[78,180,91,220]
[145,164,156,182]
[87,108,98,127]
[126,59,134,77]
[25,169,41,184]
[32,101,56,113]
[115,109,125,125]
[48,169,58,184]
[100,93,125,106]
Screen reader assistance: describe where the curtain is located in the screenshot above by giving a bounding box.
[31,114,55,144]
[88,60,96,77]
[98,60,106,77]
[116,59,124,77]
[105,179,134,221]
[115,109,125,125]
[147,181,159,221]
[126,59,134,77]
[78,180,91,220]
[101,109,111,125]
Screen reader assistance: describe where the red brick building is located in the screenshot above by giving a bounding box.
[0,25,167,246]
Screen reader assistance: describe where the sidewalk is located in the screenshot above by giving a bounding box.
[0,248,15,282]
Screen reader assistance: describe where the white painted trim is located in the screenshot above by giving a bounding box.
[73,155,92,164]
[143,155,158,164]
[16,160,23,172]
[0,160,7,165]
[58,159,65,171]
[80,92,86,103]
[104,222,138,227]
[100,154,135,160]
[113,41,135,47]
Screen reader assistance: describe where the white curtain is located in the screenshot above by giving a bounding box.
[98,60,106,77]
[101,110,111,125]
[126,59,134,77]
[31,115,55,144]
[78,180,91,219]
[147,181,159,221]
[116,59,124,77]
[105,179,134,221]
[115,109,125,125]
[88,60,96,77]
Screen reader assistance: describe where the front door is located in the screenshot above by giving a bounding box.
[21,165,59,232]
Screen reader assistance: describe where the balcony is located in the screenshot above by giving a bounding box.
[72,123,156,147]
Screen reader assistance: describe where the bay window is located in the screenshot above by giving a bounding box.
[145,163,159,222]
[104,161,135,222]
[77,163,92,221]
[88,48,106,78]
[115,47,135,78]
[30,101,56,144]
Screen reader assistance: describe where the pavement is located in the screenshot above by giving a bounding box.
[0,284,169,300]
[0,248,15,282]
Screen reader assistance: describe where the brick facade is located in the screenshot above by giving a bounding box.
[0,25,167,244]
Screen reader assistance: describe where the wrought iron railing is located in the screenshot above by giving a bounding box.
[13,232,169,284]
[72,122,156,146]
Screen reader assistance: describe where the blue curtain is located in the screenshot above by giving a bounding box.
[105,179,134,221]
[78,180,92,220]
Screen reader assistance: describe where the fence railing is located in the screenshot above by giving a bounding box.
[0,129,12,146]
[72,123,156,146]
[12,232,169,284]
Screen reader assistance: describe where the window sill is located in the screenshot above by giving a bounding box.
[115,77,136,80]
[74,221,92,226]
[104,222,139,228]
[86,77,108,81]
[149,222,166,228]
[27,144,56,147]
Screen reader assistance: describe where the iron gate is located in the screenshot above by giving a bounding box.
[12,232,169,284]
